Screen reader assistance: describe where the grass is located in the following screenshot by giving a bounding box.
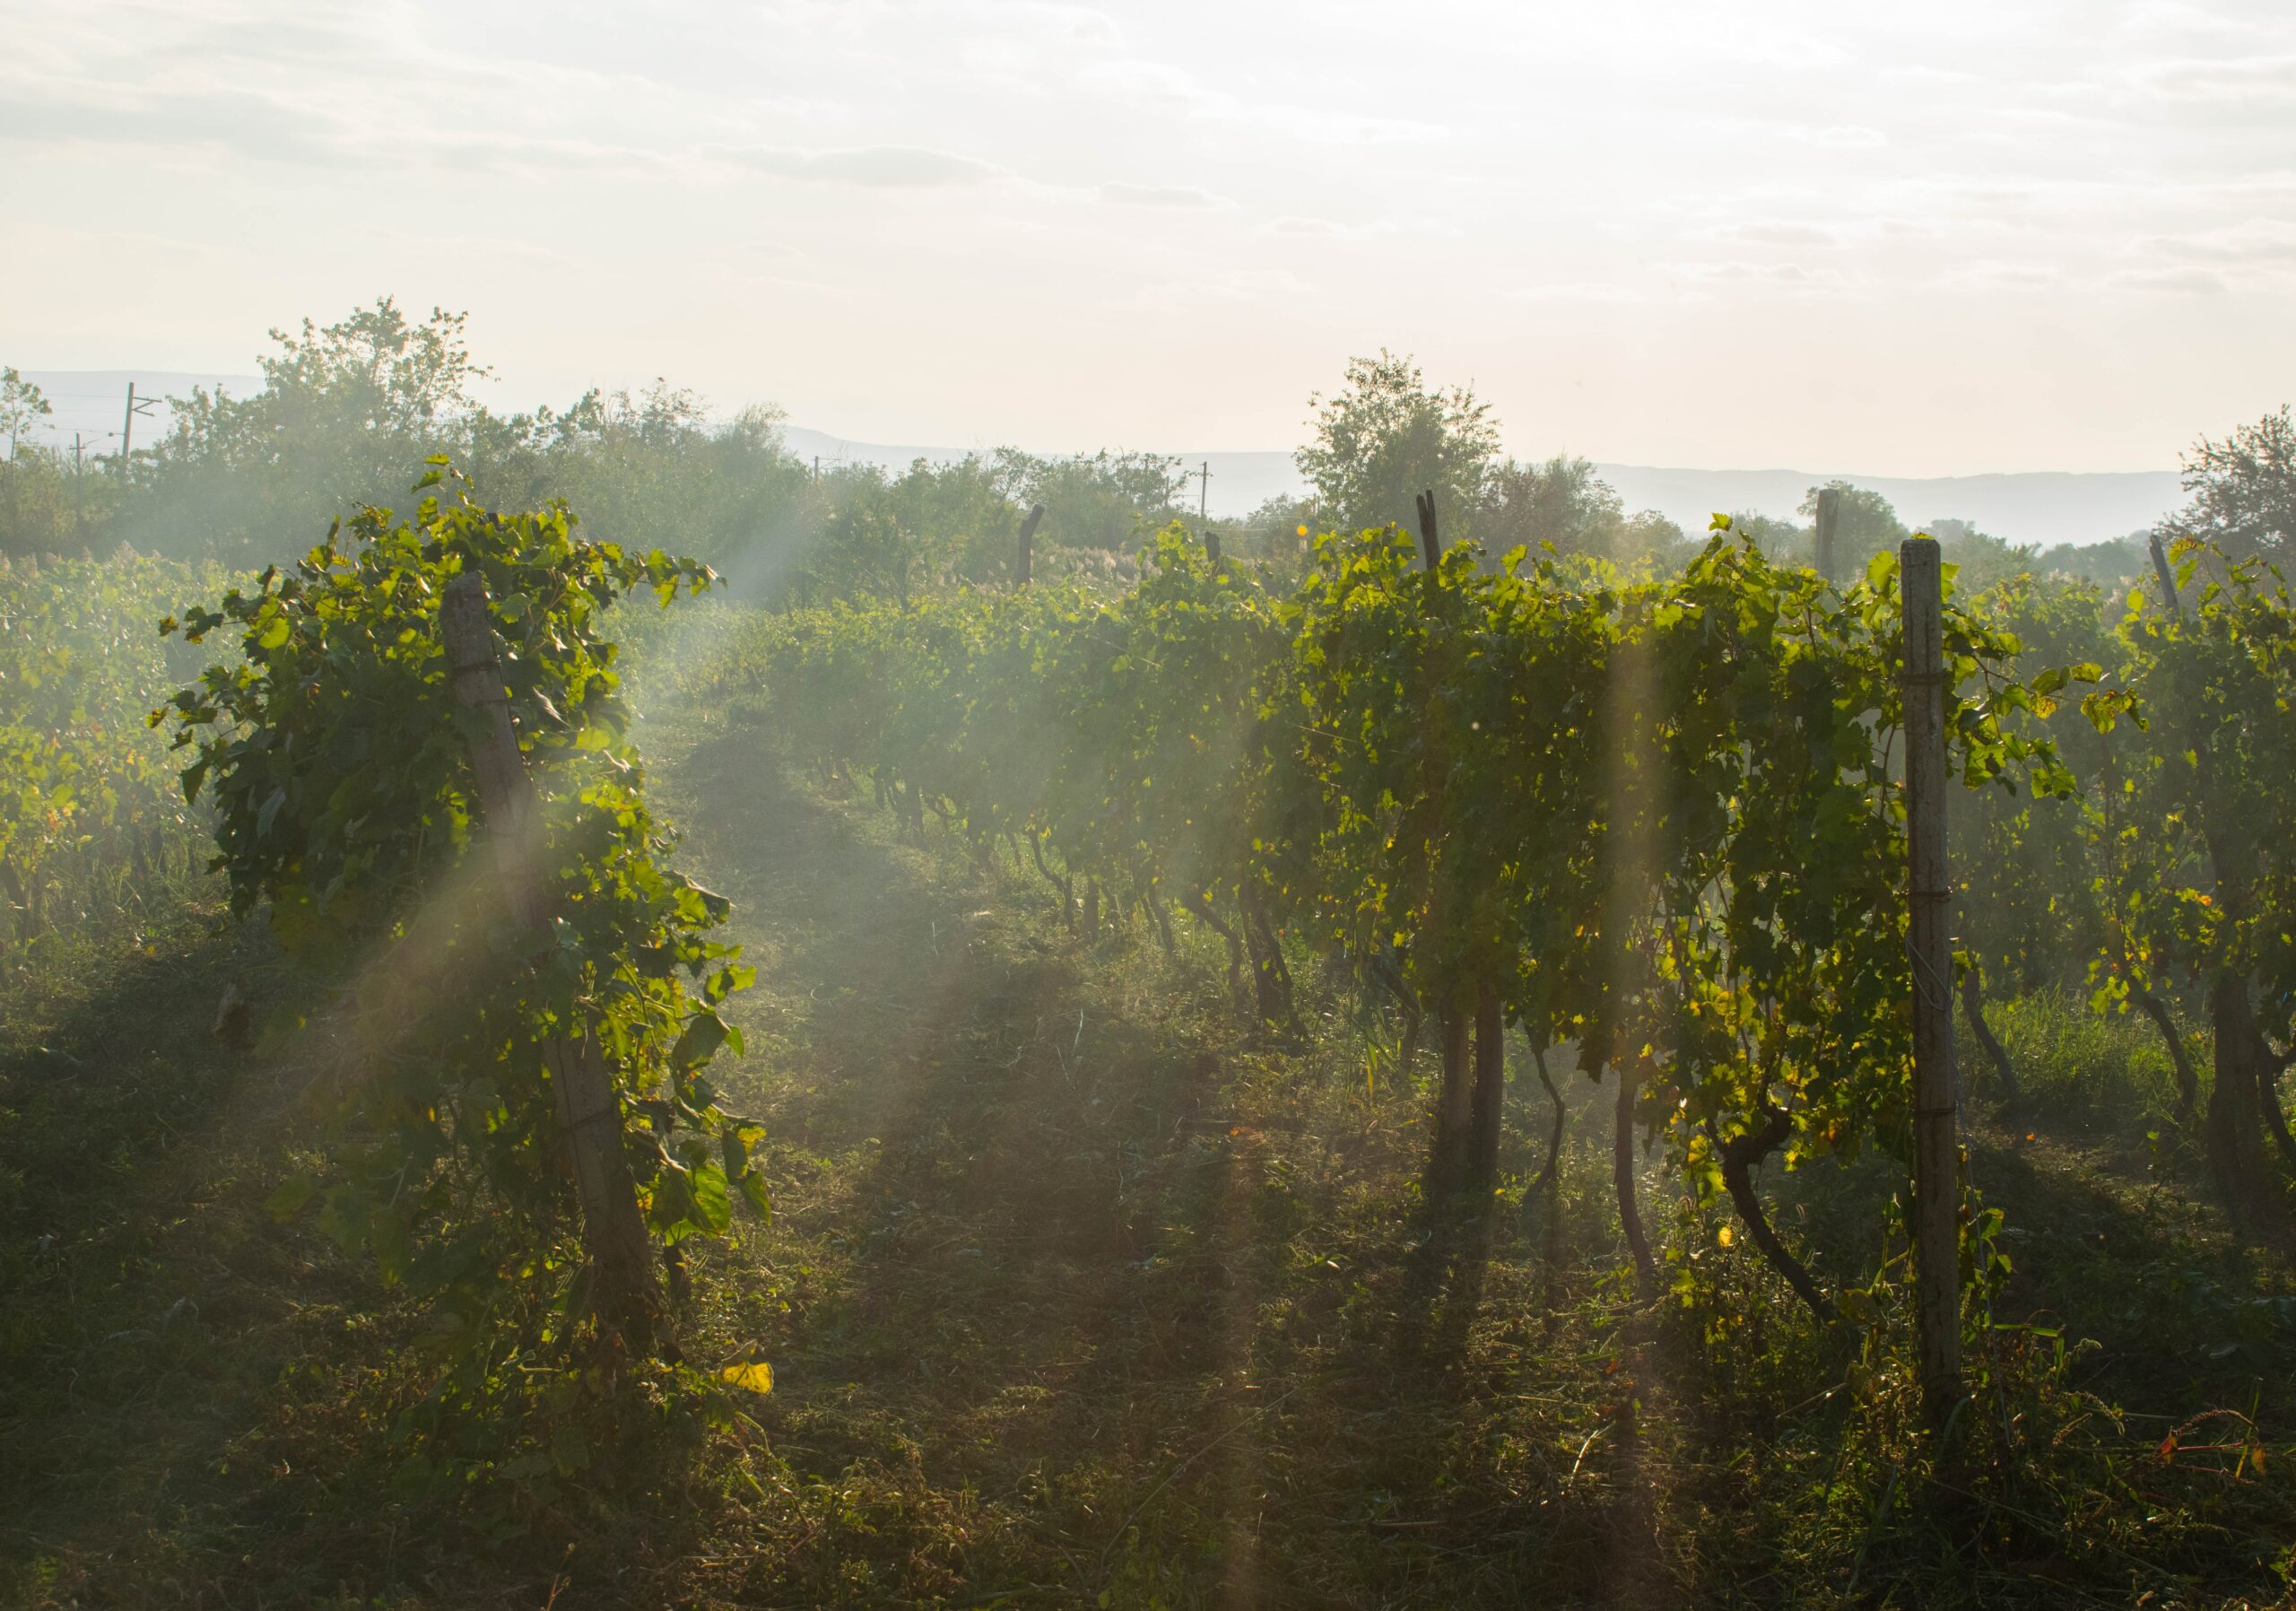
[3,693,2293,1607]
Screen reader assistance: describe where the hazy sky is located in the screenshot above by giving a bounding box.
[4,0,2293,472]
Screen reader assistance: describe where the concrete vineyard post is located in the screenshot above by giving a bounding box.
[440,572,666,1357]
[1900,536,1962,1428]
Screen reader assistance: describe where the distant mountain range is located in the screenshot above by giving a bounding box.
[17,376,2182,548]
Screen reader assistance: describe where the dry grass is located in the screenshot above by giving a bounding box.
[3,700,2293,1607]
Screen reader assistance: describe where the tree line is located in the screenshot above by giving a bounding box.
[15,303,2290,599]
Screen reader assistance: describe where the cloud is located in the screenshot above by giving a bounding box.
[2107,266,2230,294]
[1257,104,1447,145]
[1713,222,1841,247]
[721,144,1008,187]
[2148,219,2296,263]
[1117,266,1317,314]
[1100,182,1222,208]
[1947,259,2060,288]
[1672,260,1831,283]
[2138,54,2296,100]
[1509,281,1643,303]
[1260,214,1398,241]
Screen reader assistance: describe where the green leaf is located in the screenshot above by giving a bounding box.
[672,1008,733,1070]
[690,1163,733,1234]
[738,1168,772,1221]
[265,1176,319,1223]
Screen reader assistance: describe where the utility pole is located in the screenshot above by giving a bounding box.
[1900,535,1963,1432]
[1191,459,1213,524]
[118,382,157,475]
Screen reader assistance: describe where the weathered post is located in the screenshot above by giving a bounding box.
[1468,980,1505,1186]
[1900,536,1962,1427]
[441,572,666,1356]
[1410,484,1474,1193]
[1814,486,1841,586]
[1205,528,1222,566]
[1016,503,1046,587]
[2148,530,2182,619]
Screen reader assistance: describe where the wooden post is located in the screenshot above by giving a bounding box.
[1613,1060,1654,1289]
[1205,529,1221,566]
[1414,489,1440,570]
[440,573,666,1356]
[1469,979,1505,1186]
[1016,503,1045,587]
[2148,530,2181,619]
[1900,536,1962,1427]
[1814,486,1841,586]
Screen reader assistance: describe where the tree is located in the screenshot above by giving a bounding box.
[0,368,51,456]
[1479,456,1690,572]
[1296,351,1498,538]
[1799,481,1906,578]
[1929,522,2044,593]
[2033,536,2144,588]
[2098,542,2296,1224]
[1240,492,1316,569]
[1481,455,1621,558]
[1727,510,1807,564]
[994,448,1183,553]
[2173,405,2296,567]
[1616,508,1692,570]
[131,299,493,559]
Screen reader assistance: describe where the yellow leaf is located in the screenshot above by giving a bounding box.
[1717,1224,1735,1247]
[719,1361,775,1394]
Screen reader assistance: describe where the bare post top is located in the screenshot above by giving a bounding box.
[1900,536,1943,672]
[1814,486,1842,588]
[1016,502,1045,587]
[1414,489,1439,570]
[2148,531,2183,620]
[440,571,496,676]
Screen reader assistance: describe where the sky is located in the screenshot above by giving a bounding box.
[4,0,2294,475]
